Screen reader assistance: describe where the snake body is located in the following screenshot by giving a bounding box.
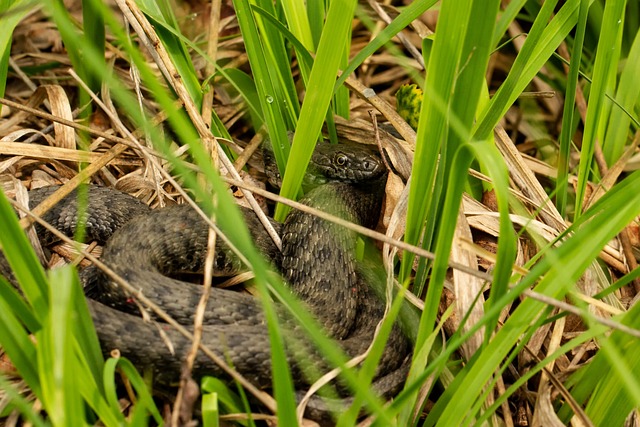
[1,141,410,420]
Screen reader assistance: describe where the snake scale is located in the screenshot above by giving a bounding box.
[1,140,411,421]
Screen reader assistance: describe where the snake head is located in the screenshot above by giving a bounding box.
[308,141,386,184]
[263,138,387,189]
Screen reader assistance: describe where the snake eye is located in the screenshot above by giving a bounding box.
[335,153,348,166]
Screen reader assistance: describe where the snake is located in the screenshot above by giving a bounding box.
[0,140,411,421]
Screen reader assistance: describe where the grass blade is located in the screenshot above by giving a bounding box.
[0,0,35,108]
[0,374,47,427]
[335,0,438,89]
[81,0,105,95]
[0,282,40,398]
[37,267,84,426]
[232,0,292,178]
[103,357,163,424]
[433,168,640,424]
[568,287,640,424]
[201,377,250,425]
[0,191,49,319]
[574,0,626,217]
[280,0,313,51]
[473,0,561,139]
[556,0,589,217]
[602,16,640,163]
[274,0,358,220]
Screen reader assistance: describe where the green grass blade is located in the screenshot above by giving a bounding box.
[492,0,527,46]
[399,0,471,282]
[0,190,49,321]
[68,279,126,426]
[0,37,8,107]
[0,374,47,427]
[568,288,640,424]
[305,0,324,47]
[0,284,40,398]
[473,0,561,139]
[274,0,358,221]
[395,306,454,425]
[479,329,598,425]
[201,377,249,425]
[137,0,239,144]
[583,330,640,425]
[202,391,220,427]
[217,68,263,130]
[81,0,105,94]
[251,5,314,71]
[0,276,40,331]
[254,1,302,123]
[0,0,32,110]
[137,0,203,110]
[232,0,292,179]
[336,279,408,426]
[103,357,163,424]
[70,285,105,389]
[469,140,515,341]
[250,3,313,95]
[37,267,84,426]
[556,0,589,217]
[280,0,313,51]
[102,357,125,419]
[404,0,501,340]
[574,0,626,218]
[602,18,640,163]
[335,0,439,89]
[74,353,124,426]
[440,1,512,344]
[433,168,640,425]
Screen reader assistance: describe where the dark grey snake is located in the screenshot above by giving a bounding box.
[1,140,411,421]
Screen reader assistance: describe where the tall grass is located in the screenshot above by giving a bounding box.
[0,0,639,426]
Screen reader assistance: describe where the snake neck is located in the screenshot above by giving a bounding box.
[293,173,387,230]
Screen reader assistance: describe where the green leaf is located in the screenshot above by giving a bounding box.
[0,276,40,331]
[336,0,439,89]
[37,267,85,426]
[0,0,36,108]
[0,283,40,398]
[217,68,263,130]
[473,0,562,140]
[602,9,640,163]
[280,0,313,51]
[233,0,292,183]
[574,0,626,217]
[202,391,220,427]
[103,356,163,424]
[569,276,640,425]
[433,168,640,425]
[201,376,251,426]
[0,190,49,320]
[0,374,47,426]
[136,0,203,107]
[556,0,589,217]
[81,0,105,94]
[274,0,358,220]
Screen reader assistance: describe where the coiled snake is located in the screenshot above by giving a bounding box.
[1,140,411,421]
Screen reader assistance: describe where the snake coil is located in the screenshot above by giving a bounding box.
[1,140,411,422]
